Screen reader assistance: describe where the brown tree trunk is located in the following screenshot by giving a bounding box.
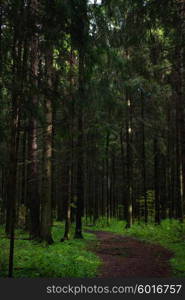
[120,127,128,222]
[7,22,21,276]
[154,138,160,224]
[105,131,110,225]
[40,46,54,244]
[74,111,84,238]
[125,96,133,228]
[61,161,71,241]
[141,92,148,223]
[26,0,41,239]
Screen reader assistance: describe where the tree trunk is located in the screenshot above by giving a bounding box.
[141,92,148,223]
[154,138,160,224]
[40,46,53,244]
[7,21,21,276]
[26,0,41,239]
[125,96,133,228]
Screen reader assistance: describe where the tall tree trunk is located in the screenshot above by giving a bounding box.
[26,0,41,239]
[74,110,84,238]
[154,138,160,224]
[125,96,133,228]
[120,127,127,222]
[73,0,88,239]
[141,92,148,223]
[7,21,21,276]
[105,131,110,225]
[175,0,185,222]
[61,160,71,241]
[40,46,53,244]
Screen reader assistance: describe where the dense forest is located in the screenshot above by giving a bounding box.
[0,0,185,278]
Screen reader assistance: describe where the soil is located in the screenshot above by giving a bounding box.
[88,231,173,278]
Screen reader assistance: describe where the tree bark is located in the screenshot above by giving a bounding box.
[27,0,41,237]
[40,46,54,244]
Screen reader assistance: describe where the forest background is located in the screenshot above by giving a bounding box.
[0,0,185,278]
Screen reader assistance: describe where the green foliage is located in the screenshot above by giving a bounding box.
[85,216,126,233]
[0,224,100,278]
[136,190,155,221]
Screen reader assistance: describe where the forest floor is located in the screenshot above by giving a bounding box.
[88,231,173,277]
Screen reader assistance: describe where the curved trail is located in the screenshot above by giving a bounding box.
[88,231,173,278]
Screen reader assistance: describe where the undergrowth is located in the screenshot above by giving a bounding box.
[0,224,100,278]
[1,218,184,278]
[84,216,126,233]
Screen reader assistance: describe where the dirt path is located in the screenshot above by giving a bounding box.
[88,231,173,278]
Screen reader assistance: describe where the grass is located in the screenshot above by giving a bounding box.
[0,223,100,278]
[1,218,185,278]
[84,216,126,233]
[85,217,185,277]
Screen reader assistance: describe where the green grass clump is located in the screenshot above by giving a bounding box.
[84,217,126,233]
[0,224,100,278]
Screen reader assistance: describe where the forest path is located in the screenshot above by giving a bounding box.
[88,231,173,277]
